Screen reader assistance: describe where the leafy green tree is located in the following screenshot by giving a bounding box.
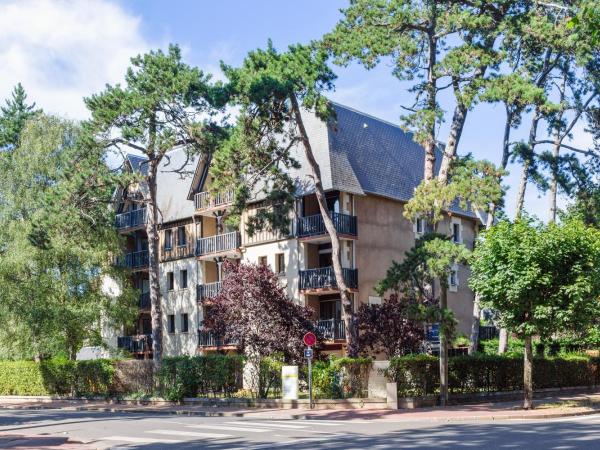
[324,0,523,183]
[214,42,362,355]
[470,218,600,409]
[84,45,224,369]
[0,114,136,360]
[0,83,38,150]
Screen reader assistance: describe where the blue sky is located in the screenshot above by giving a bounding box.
[2,0,592,219]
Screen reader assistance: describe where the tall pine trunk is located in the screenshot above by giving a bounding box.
[290,95,358,356]
[471,107,514,354]
[439,283,449,406]
[147,162,163,372]
[423,13,438,183]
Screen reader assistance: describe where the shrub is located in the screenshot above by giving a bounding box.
[385,353,600,397]
[157,355,245,401]
[302,357,372,399]
[0,361,48,395]
[479,337,525,355]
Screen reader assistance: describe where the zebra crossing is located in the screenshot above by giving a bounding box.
[97,419,350,448]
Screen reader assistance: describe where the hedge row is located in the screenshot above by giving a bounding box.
[307,357,373,399]
[385,354,600,397]
[0,359,114,397]
[156,355,245,401]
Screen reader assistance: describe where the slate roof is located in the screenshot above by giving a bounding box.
[294,102,477,219]
[126,154,149,176]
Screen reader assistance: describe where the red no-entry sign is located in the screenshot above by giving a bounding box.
[303,332,317,347]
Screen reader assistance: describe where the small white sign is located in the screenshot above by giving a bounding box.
[304,348,314,359]
[282,365,298,400]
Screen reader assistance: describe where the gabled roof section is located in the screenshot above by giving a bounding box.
[125,154,149,176]
[186,154,210,201]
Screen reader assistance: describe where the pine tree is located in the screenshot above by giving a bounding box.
[0,83,38,150]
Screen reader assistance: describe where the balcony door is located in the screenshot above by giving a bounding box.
[318,243,332,268]
[319,297,341,321]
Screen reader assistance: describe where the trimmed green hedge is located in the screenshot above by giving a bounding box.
[0,359,115,397]
[157,355,245,401]
[385,354,600,397]
[304,357,373,399]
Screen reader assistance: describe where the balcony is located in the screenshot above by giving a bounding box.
[297,212,357,240]
[198,330,239,348]
[116,250,149,270]
[194,190,234,216]
[299,267,358,293]
[196,231,241,259]
[117,334,152,353]
[115,208,147,232]
[139,292,150,310]
[197,281,222,302]
[316,319,346,341]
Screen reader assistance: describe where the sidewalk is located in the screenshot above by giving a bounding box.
[2,392,600,422]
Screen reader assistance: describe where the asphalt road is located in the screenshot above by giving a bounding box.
[1,409,600,449]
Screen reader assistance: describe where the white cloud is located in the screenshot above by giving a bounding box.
[0,0,151,119]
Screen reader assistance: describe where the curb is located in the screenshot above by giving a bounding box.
[2,403,600,422]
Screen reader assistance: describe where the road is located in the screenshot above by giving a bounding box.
[1,409,600,449]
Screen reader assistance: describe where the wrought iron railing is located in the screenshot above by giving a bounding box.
[299,267,358,290]
[139,292,150,310]
[296,212,357,238]
[115,208,147,230]
[316,319,346,340]
[116,250,149,269]
[196,232,241,256]
[117,334,152,353]
[198,330,239,347]
[197,281,222,301]
[194,190,234,211]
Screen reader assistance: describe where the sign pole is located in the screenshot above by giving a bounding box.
[308,354,313,410]
[302,332,317,410]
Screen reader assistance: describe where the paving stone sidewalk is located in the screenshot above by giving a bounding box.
[2,391,600,422]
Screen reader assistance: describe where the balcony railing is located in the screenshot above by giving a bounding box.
[194,190,234,211]
[115,208,147,230]
[116,250,149,269]
[196,232,241,257]
[117,334,152,353]
[299,267,358,291]
[139,292,150,309]
[198,330,239,348]
[296,212,357,238]
[316,319,346,341]
[197,281,222,301]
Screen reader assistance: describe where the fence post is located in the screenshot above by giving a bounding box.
[386,382,398,409]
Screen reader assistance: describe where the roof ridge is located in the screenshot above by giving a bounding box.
[329,101,412,135]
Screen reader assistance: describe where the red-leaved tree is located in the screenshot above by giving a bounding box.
[357,295,425,359]
[205,261,320,362]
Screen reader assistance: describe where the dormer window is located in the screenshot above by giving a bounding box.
[164,229,172,250]
[177,226,186,247]
[452,222,461,243]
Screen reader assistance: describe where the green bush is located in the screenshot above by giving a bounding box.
[479,337,525,355]
[157,355,245,401]
[0,358,115,397]
[302,357,372,399]
[385,353,600,397]
[0,361,48,395]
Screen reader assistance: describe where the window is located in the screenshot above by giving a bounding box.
[167,272,174,291]
[180,313,189,333]
[275,253,285,275]
[416,217,425,234]
[449,266,459,291]
[180,269,188,289]
[164,229,172,250]
[452,222,461,243]
[177,226,186,247]
[258,256,268,266]
[167,314,175,334]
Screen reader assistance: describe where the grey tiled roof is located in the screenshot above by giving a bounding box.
[316,103,476,218]
[126,154,149,176]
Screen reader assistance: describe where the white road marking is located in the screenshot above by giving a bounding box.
[225,421,307,429]
[149,429,233,439]
[102,436,183,444]
[187,424,270,433]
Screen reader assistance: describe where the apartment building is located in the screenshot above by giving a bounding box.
[95,103,481,359]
